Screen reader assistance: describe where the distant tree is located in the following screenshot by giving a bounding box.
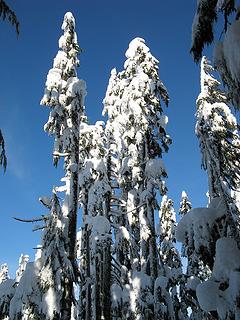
[0,0,19,34]
[156,195,184,320]
[15,254,29,283]
[178,192,212,320]
[0,264,9,284]
[40,11,86,319]
[179,191,192,216]
[0,265,15,320]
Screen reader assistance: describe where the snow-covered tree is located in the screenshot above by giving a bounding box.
[38,189,77,320]
[0,264,9,284]
[191,0,240,109]
[77,121,112,320]
[190,0,218,62]
[196,56,240,229]
[155,195,183,320]
[177,56,240,269]
[177,56,240,319]
[9,259,42,320]
[15,254,29,284]
[103,37,170,318]
[196,237,240,319]
[0,278,15,320]
[191,0,237,62]
[40,11,86,319]
[179,191,192,216]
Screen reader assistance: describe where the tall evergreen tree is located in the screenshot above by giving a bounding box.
[40,12,86,319]
[103,37,171,319]
[177,56,240,319]
[196,56,240,232]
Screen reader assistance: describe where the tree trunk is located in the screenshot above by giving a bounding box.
[62,110,80,319]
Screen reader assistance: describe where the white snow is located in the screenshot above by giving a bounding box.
[196,280,219,312]
[145,158,166,179]
[186,276,201,291]
[9,260,42,318]
[176,198,226,251]
[196,237,240,318]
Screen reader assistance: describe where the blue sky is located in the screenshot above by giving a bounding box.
[0,1,214,274]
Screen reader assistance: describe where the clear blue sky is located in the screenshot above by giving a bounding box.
[0,0,213,274]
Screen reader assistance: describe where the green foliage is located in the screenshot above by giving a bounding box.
[190,0,218,62]
[0,0,19,34]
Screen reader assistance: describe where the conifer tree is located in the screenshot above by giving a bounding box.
[15,254,29,283]
[40,12,86,319]
[190,0,236,62]
[0,263,15,320]
[0,264,8,284]
[155,195,183,320]
[78,121,112,320]
[177,57,240,270]
[179,191,192,216]
[196,56,240,233]
[178,192,212,320]
[177,56,240,319]
[103,37,171,318]
[191,0,240,109]
[38,190,76,320]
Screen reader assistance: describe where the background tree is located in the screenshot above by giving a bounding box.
[179,191,192,216]
[78,120,112,320]
[103,37,171,319]
[155,195,184,320]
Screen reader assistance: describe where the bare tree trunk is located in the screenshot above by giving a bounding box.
[148,206,158,280]
[62,110,80,319]
[101,154,112,320]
